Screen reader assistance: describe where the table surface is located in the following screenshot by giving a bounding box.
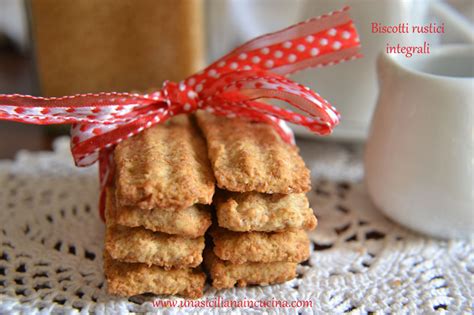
[0,138,472,314]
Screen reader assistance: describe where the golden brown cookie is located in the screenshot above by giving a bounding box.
[209,227,310,264]
[216,191,317,232]
[105,225,204,269]
[106,187,211,238]
[114,115,215,210]
[195,111,310,194]
[104,253,205,298]
[203,248,297,289]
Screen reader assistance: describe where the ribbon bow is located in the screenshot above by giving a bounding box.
[0,7,361,218]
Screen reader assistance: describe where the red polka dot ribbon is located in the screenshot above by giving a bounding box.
[0,7,361,219]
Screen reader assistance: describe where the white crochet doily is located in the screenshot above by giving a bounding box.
[0,137,472,314]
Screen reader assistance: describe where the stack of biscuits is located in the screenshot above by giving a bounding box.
[103,112,317,298]
[103,115,215,298]
[195,112,317,289]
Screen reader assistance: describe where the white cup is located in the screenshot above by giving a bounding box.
[365,45,474,239]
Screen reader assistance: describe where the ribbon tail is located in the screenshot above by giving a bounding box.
[98,148,115,221]
[206,70,339,136]
[204,6,361,78]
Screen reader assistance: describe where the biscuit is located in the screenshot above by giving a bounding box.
[105,225,204,269]
[210,227,310,264]
[216,191,317,232]
[106,187,211,238]
[114,114,215,210]
[195,111,310,194]
[104,253,205,298]
[203,248,297,289]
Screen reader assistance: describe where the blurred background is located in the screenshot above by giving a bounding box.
[0,0,472,158]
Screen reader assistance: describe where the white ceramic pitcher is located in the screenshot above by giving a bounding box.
[365,45,474,239]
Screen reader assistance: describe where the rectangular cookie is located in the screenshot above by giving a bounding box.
[104,253,205,298]
[195,111,310,194]
[204,248,297,289]
[216,191,317,232]
[209,227,310,264]
[114,114,215,210]
[105,225,204,269]
[106,187,211,238]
